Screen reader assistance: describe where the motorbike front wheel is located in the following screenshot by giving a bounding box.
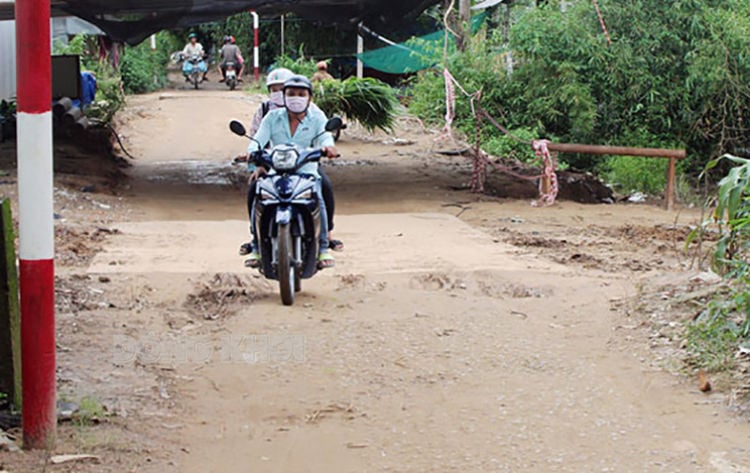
[192,72,200,89]
[277,223,295,306]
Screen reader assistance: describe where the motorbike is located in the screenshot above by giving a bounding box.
[229,117,343,306]
[224,61,238,90]
[178,53,205,89]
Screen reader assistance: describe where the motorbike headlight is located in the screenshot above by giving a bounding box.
[259,189,275,201]
[296,189,313,200]
[272,148,299,171]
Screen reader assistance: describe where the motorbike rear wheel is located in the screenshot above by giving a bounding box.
[277,223,295,306]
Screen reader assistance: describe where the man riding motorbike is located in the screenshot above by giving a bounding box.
[182,33,208,82]
[238,68,342,265]
[218,35,244,83]
[243,75,338,269]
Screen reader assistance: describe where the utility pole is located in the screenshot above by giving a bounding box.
[15,0,57,450]
[503,0,514,76]
[457,0,471,50]
[356,21,363,78]
[459,0,471,24]
[280,14,285,57]
[249,10,259,81]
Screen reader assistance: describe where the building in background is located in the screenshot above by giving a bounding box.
[0,9,102,101]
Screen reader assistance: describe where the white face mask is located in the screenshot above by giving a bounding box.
[285,96,309,114]
[269,91,284,106]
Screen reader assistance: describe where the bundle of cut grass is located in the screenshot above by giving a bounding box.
[314,77,398,132]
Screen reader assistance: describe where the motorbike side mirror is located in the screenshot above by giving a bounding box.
[229,120,247,137]
[325,116,343,132]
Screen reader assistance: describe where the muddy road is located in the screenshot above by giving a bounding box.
[3,86,750,472]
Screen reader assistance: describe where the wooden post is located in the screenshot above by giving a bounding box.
[666,156,677,211]
[0,199,21,410]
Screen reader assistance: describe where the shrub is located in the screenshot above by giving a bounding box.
[686,154,750,372]
[602,156,668,195]
[121,31,180,94]
[405,0,750,184]
[273,50,319,78]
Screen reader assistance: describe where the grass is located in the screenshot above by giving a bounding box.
[74,396,106,427]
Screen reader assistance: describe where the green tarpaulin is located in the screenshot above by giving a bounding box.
[356,14,488,74]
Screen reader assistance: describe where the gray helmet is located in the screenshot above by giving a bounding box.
[283,75,313,94]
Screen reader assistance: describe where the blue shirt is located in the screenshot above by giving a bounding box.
[248,104,334,178]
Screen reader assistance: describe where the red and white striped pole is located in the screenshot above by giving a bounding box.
[250,10,260,81]
[15,0,56,449]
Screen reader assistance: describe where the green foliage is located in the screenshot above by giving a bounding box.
[273,50,319,77]
[483,128,538,164]
[406,0,750,190]
[53,34,125,123]
[601,157,667,195]
[687,302,739,372]
[121,31,181,94]
[75,396,106,426]
[702,155,750,272]
[685,154,750,372]
[315,78,399,132]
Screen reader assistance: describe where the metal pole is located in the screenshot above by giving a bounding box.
[250,10,260,81]
[357,22,363,79]
[15,0,56,450]
[280,14,285,57]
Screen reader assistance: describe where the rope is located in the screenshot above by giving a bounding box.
[531,140,559,206]
[592,0,612,46]
[443,68,456,135]
[439,66,559,205]
[89,118,138,160]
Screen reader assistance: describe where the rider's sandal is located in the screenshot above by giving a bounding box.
[329,239,344,252]
[317,252,335,269]
[244,252,261,268]
[239,242,253,256]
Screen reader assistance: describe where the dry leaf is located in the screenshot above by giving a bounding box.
[698,369,712,393]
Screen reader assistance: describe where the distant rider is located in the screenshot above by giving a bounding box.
[244,75,338,269]
[218,35,244,83]
[182,33,208,82]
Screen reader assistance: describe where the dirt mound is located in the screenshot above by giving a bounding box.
[185,273,271,319]
[494,223,692,273]
[482,167,615,204]
[57,226,120,267]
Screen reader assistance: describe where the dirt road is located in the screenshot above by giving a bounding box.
[5,87,750,472]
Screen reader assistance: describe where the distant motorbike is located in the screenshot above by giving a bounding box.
[229,117,343,306]
[172,52,206,89]
[224,62,238,90]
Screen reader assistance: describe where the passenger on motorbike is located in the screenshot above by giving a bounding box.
[182,33,208,81]
[218,35,244,83]
[244,75,338,269]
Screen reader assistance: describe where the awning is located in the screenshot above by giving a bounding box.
[356,13,488,75]
[0,0,441,46]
